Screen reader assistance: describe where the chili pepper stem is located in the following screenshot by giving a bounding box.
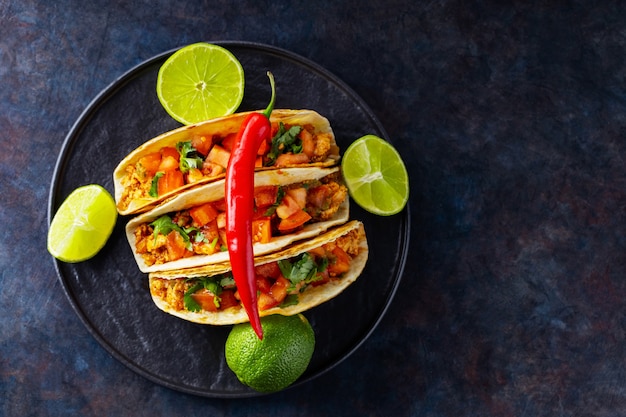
[262,71,276,119]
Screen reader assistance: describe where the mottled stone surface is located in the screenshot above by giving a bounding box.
[3,0,626,415]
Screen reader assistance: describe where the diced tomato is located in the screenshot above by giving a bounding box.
[252,217,272,243]
[256,276,272,293]
[270,122,280,137]
[207,145,231,168]
[299,128,315,158]
[213,198,226,212]
[254,186,279,208]
[257,138,269,156]
[327,246,351,276]
[275,152,310,167]
[269,277,289,305]
[165,230,189,261]
[191,289,218,312]
[157,170,184,196]
[158,155,179,172]
[161,146,179,160]
[219,290,239,310]
[189,202,219,227]
[221,133,237,151]
[286,187,307,209]
[258,292,278,311]
[255,261,281,278]
[276,194,301,219]
[138,152,161,175]
[278,210,312,232]
[311,268,330,286]
[191,135,213,156]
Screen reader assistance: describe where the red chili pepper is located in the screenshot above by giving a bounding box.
[225,72,276,339]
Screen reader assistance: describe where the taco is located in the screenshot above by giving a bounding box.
[148,220,367,325]
[126,166,349,273]
[114,109,340,215]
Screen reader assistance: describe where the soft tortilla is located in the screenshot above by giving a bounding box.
[125,166,349,273]
[148,220,368,325]
[113,109,340,215]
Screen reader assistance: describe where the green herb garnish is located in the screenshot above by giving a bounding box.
[177,141,204,173]
[149,172,164,197]
[150,215,192,250]
[265,123,302,166]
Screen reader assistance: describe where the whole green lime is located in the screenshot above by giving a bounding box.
[225,314,315,393]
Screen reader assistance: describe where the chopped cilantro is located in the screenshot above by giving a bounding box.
[265,123,302,166]
[177,141,204,173]
[278,252,325,290]
[279,294,299,308]
[150,215,192,250]
[183,276,226,312]
[149,172,164,197]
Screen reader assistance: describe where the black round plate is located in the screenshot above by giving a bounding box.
[48,41,410,398]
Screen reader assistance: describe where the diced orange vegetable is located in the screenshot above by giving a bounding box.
[221,133,237,151]
[258,292,278,311]
[213,198,226,212]
[191,135,213,156]
[252,217,272,243]
[206,145,231,168]
[257,138,269,155]
[255,156,263,168]
[276,194,302,219]
[189,202,219,227]
[328,246,351,276]
[256,276,272,293]
[255,261,281,278]
[286,187,307,209]
[161,146,180,161]
[165,230,189,261]
[275,152,310,167]
[219,290,239,310]
[138,152,162,175]
[191,289,218,312]
[278,210,312,232]
[157,170,184,196]
[158,155,179,172]
[269,277,289,305]
[254,186,279,208]
[186,168,204,184]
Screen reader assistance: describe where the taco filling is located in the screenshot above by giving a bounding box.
[133,172,347,267]
[150,225,364,314]
[119,121,336,212]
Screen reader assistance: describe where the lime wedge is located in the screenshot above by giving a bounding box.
[156,43,245,125]
[47,184,117,263]
[341,135,409,216]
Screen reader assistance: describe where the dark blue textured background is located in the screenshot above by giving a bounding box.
[3,1,626,416]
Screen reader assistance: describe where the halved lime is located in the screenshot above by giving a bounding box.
[47,184,117,263]
[156,42,245,125]
[341,135,409,216]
